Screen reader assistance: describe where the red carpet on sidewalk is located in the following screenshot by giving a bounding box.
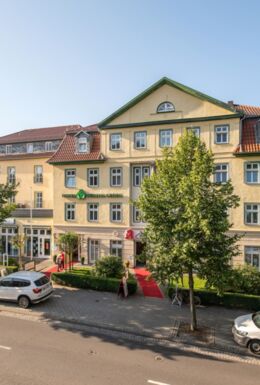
[134,267,164,298]
[44,263,75,278]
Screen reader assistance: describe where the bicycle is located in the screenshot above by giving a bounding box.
[171,287,201,307]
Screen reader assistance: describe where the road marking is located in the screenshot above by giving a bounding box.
[0,345,11,351]
[147,380,170,385]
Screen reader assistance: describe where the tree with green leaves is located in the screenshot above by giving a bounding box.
[0,183,17,224]
[137,131,240,331]
[58,232,78,271]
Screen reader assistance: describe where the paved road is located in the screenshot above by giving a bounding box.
[0,315,259,385]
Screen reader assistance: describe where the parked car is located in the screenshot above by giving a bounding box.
[232,312,260,355]
[0,271,53,309]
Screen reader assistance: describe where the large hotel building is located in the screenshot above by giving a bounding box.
[0,77,260,269]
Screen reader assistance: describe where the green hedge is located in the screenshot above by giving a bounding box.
[0,265,19,274]
[168,287,260,311]
[52,272,137,295]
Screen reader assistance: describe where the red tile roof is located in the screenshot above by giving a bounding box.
[234,117,260,154]
[235,105,260,117]
[0,125,82,144]
[48,125,103,164]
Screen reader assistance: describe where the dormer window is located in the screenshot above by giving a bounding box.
[255,121,260,143]
[157,101,175,113]
[76,131,91,153]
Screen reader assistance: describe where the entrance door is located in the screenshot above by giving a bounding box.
[38,237,51,258]
[135,241,146,266]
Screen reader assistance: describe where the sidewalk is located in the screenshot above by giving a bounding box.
[0,284,251,355]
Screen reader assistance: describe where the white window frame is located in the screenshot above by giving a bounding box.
[245,203,260,225]
[245,246,260,271]
[65,169,76,188]
[88,240,100,264]
[110,168,122,187]
[27,143,34,153]
[88,203,99,222]
[65,203,76,221]
[245,162,260,184]
[7,167,16,184]
[159,129,173,147]
[34,165,43,183]
[157,102,175,113]
[214,163,229,183]
[134,131,147,149]
[187,127,200,137]
[45,142,54,152]
[6,145,12,154]
[110,133,122,150]
[133,166,150,187]
[34,192,43,208]
[110,240,123,258]
[133,206,141,223]
[110,203,122,222]
[215,125,229,144]
[77,137,88,153]
[87,168,99,187]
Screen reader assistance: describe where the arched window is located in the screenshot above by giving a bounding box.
[157,101,175,113]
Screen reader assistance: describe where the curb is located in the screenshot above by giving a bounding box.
[0,305,258,362]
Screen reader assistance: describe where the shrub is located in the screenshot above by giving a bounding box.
[95,256,124,278]
[7,258,19,267]
[52,272,137,295]
[168,286,260,311]
[223,265,260,295]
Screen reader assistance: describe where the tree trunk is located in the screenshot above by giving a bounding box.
[188,267,197,331]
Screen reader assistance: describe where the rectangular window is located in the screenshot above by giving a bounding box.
[245,204,260,225]
[34,192,43,208]
[77,137,88,153]
[245,246,260,271]
[34,165,43,183]
[110,168,122,187]
[214,164,228,183]
[8,193,16,204]
[187,127,200,137]
[7,167,16,184]
[110,133,122,150]
[6,145,12,154]
[87,168,99,187]
[45,142,53,152]
[27,143,33,153]
[133,206,141,223]
[133,166,150,187]
[65,203,76,221]
[134,131,147,149]
[110,240,123,258]
[159,129,173,147]
[215,125,229,144]
[65,169,76,188]
[88,203,99,222]
[89,240,100,264]
[245,162,260,184]
[110,203,122,222]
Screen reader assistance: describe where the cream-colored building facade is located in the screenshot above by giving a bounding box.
[1,78,260,269]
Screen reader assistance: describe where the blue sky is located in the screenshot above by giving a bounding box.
[0,0,260,135]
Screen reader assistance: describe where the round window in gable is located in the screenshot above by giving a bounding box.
[157,101,175,113]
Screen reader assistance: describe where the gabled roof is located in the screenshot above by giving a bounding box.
[0,125,82,145]
[99,77,237,127]
[48,124,104,164]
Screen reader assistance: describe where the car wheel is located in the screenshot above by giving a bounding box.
[248,339,260,355]
[18,296,30,309]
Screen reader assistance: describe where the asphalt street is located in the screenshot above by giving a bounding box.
[0,314,259,385]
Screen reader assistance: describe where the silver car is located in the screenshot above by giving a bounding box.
[0,271,53,309]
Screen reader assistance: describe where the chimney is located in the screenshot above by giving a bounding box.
[228,100,234,106]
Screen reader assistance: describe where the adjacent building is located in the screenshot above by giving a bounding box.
[0,77,260,270]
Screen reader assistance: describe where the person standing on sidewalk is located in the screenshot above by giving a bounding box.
[60,251,65,270]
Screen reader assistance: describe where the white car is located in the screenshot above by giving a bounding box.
[232,312,260,355]
[0,271,53,309]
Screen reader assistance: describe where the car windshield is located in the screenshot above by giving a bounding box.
[252,312,260,329]
[34,275,49,287]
